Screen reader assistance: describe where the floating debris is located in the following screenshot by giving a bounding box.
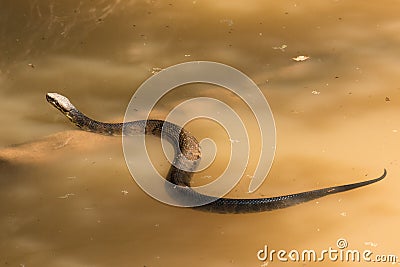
[385,96,390,101]
[27,63,35,68]
[121,190,129,195]
[272,44,287,51]
[340,212,347,217]
[184,54,191,57]
[311,90,321,95]
[151,67,163,74]
[58,193,75,199]
[292,55,310,62]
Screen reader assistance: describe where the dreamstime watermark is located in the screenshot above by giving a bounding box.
[257,238,398,264]
[122,61,276,207]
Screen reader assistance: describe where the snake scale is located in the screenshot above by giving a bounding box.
[46,93,386,214]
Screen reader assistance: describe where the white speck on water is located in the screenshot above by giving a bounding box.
[311,90,321,95]
[292,55,310,62]
[151,67,163,74]
[121,190,129,195]
[340,212,347,217]
[58,193,75,199]
[272,44,287,51]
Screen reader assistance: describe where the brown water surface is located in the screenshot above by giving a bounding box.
[1,1,399,266]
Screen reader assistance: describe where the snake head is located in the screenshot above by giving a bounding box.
[46,93,76,114]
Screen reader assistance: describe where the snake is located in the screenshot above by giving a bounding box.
[46,92,386,214]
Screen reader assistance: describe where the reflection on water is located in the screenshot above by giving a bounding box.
[1,1,400,266]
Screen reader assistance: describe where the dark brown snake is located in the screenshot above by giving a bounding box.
[46,93,386,214]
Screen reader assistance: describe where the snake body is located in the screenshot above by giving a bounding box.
[46,93,386,213]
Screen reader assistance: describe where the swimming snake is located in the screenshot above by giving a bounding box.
[46,92,386,213]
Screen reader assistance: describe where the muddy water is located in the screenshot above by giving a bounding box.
[1,1,400,266]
